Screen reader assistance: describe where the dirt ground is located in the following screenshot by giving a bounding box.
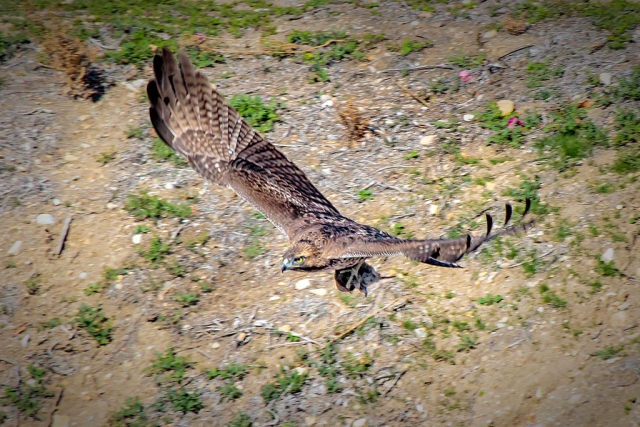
[1,1,640,426]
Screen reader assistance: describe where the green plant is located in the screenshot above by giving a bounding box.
[39,318,62,331]
[502,174,549,215]
[242,238,264,260]
[227,413,252,427]
[341,352,373,378]
[399,38,432,56]
[538,285,567,308]
[174,292,199,307]
[447,51,485,68]
[103,266,129,281]
[228,95,280,133]
[525,59,563,88]
[150,138,187,167]
[83,283,101,296]
[357,188,373,201]
[97,151,116,165]
[595,255,619,276]
[403,150,419,160]
[592,344,625,360]
[24,277,40,295]
[145,347,193,383]
[477,294,502,306]
[534,103,608,169]
[107,397,149,427]
[2,365,49,418]
[125,192,191,220]
[260,367,307,402]
[587,280,602,294]
[337,293,357,307]
[165,386,202,413]
[445,290,455,299]
[134,225,150,234]
[217,382,243,401]
[139,237,171,265]
[74,304,113,345]
[206,363,248,380]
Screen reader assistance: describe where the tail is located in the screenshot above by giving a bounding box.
[404,198,534,267]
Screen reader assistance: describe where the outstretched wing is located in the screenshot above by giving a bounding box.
[147,48,340,238]
[327,200,534,268]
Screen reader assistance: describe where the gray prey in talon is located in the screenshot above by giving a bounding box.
[146,47,535,297]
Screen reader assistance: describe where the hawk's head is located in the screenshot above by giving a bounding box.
[282,240,324,272]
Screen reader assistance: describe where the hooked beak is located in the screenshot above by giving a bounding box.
[281,259,292,273]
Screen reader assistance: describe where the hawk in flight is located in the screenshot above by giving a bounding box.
[147,49,533,296]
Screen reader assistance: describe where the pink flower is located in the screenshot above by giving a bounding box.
[459,70,471,82]
[194,32,206,42]
[507,117,523,130]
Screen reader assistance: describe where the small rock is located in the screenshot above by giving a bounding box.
[295,279,312,290]
[132,234,142,244]
[36,214,55,225]
[463,114,474,122]
[599,73,612,86]
[618,301,631,311]
[535,388,543,399]
[52,198,62,206]
[537,307,544,313]
[21,334,30,348]
[320,94,331,102]
[278,325,292,332]
[310,288,328,296]
[52,415,70,427]
[611,311,629,330]
[123,79,147,91]
[429,204,440,215]
[496,323,505,329]
[305,416,317,426]
[165,182,175,190]
[482,29,498,39]
[616,204,624,210]
[78,272,88,279]
[485,182,496,191]
[415,328,427,339]
[496,100,515,116]
[322,100,334,108]
[237,332,247,342]
[269,295,280,301]
[601,248,614,263]
[63,154,78,162]
[7,240,22,255]
[353,418,367,427]
[211,342,220,349]
[420,135,436,146]
[568,394,583,404]
[295,366,308,375]
[106,202,117,210]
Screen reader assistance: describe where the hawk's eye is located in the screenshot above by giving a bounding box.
[293,256,305,264]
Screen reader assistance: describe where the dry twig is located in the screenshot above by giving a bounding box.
[54,216,72,256]
[328,296,405,344]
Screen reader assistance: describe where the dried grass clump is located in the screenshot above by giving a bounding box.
[503,15,527,35]
[337,99,369,145]
[40,28,107,100]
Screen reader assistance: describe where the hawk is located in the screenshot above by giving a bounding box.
[147,48,533,296]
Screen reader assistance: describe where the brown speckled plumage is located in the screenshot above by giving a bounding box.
[147,48,534,296]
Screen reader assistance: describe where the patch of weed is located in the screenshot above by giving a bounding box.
[206,363,248,380]
[595,255,619,276]
[399,38,432,56]
[242,238,265,260]
[2,364,50,418]
[477,294,502,306]
[150,138,187,167]
[96,150,116,165]
[39,318,62,331]
[125,192,191,220]
[107,397,149,427]
[145,347,193,383]
[587,280,602,294]
[228,95,280,133]
[174,291,199,307]
[24,277,40,295]
[217,381,243,401]
[341,352,373,378]
[534,103,608,169]
[139,237,171,266]
[592,344,625,359]
[83,283,101,296]
[227,413,252,427]
[447,51,485,68]
[103,266,129,281]
[260,367,307,403]
[502,174,549,215]
[525,59,563,88]
[357,188,373,201]
[74,304,113,346]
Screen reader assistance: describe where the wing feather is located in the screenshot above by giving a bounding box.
[147,48,340,238]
